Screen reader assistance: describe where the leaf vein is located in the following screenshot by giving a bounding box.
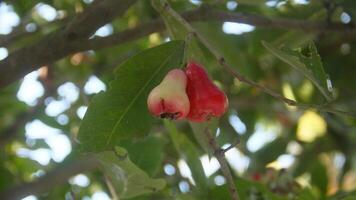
[103,46,182,149]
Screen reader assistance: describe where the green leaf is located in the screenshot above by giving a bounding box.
[297,188,319,200]
[310,160,328,196]
[96,146,166,199]
[235,0,265,5]
[120,136,166,176]
[78,41,185,152]
[262,41,334,102]
[209,177,287,200]
[0,164,13,191]
[151,0,217,71]
[250,137,289,171]
[164,120,208,191]
[189,120,219,156]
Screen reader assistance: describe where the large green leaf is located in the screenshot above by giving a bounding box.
[96,146,166,199]
[78,41,185,152]
[262,41,334,102]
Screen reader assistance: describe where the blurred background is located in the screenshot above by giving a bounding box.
[1,0,356,199]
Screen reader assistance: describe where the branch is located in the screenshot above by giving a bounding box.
[0,15,69,47]
[0,0,137,89]
[2,5,356,89]
[0,156,100,200]
[204,129,239,200]
[82,8,356,51]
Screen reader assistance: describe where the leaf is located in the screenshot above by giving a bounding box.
[189,120,219,156]
[164,120,208,191]
[151,0,217,72]
[96,146,166,199]
[209,177,287,200]
[262,41,334,102]
[250,137,289,171]
[297,188,319,200]
[78,41,185,152]
[119,136,166,176]
[0,164,13,191]
[235,0,265,5]
[310,160,328,196]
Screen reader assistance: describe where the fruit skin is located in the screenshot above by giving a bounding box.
[147,69,190,120]
[185,62,228,122]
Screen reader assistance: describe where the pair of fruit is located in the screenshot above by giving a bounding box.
[147,62,228,122]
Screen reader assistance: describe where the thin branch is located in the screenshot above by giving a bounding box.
[2,5,356,89]
[222,139,240,154]
[204,129,239,200]
[83,7,356,51]
[0,16,70,47]
[0,156,100,200]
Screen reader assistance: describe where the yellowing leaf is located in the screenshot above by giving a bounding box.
[297,110,326,142]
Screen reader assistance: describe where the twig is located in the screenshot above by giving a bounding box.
[222,139,240,154]
[204,129,239,200]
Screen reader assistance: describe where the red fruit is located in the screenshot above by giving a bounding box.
[147,69,190,120]
[185,62,228,122]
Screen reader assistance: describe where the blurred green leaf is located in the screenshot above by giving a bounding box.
[0,164,13,191]
[210,177,288,200]
[310,160,328,197]
[96,146,166,199]
[164,120,208,191]
[297,188,319,200]
[250,137,289,171]
[78,40,185,152]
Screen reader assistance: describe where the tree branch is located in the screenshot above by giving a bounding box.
[0,0,137,89]
[0,156,100,200]
[204,129,239,200]
[0,15,70,47]
[2,5,356,89]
